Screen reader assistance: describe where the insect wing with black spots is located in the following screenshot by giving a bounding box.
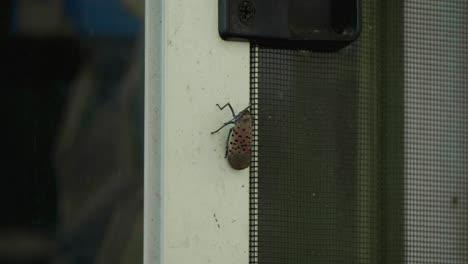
[227,110,252,170]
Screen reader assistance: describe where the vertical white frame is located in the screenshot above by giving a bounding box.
[145,0,250,263]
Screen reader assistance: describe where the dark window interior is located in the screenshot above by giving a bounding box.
[1,1,143,263]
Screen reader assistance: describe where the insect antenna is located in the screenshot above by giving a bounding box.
[216,103,236,118]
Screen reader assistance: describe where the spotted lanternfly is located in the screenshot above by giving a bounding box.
[211,103,252,170]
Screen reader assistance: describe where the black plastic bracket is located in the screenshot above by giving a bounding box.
[219,0,361,51]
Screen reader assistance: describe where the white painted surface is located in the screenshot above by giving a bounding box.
[404,1,468,263]
[145,0,250,263]
[145,0,164,263]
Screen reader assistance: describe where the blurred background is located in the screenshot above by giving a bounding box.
[1,1,144,263]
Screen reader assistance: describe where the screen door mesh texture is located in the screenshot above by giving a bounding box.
[249,0,468,263]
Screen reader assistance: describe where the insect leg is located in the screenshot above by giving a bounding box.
[216,103,236,118]
[211,121,234,134]
[225,128,233,158]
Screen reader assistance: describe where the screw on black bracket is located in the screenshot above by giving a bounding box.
[238,0,255,24]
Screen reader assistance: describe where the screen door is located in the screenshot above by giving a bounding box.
[249,1,468,264]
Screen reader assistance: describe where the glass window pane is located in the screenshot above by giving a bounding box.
[1,1,144,263]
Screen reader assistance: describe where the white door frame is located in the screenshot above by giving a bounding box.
[144,1,250,263]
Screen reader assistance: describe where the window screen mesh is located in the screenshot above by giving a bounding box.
[249,0,468,263]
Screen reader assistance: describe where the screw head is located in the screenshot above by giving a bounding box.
[238,0,255,24]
